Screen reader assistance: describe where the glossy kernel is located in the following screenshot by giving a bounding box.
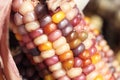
[25,21,40,32]
[66,31,78,42]
[74,57,83,67]
[55,43,70,55]
[69,38,81,49]
[67,67,82,78]
[62,59,74,70]
[91,53,101,64]
[44,55,59,66]
[35,4,48,19]
[78,31,88,41]
[52,11,65,23]
[73,43,85,57]
[44,74,55,80]
[71,14,81,26]
[94,75,104,80]
[79,50,91,60]
[53,36,67,49]
[29,28,43,39]
[41,49,55,59]
[38,41,52,51]
[40,15,52,28]
[52,69,66,79]
[33,34,48,46]
[48,30,62,42]
[83,58,92,68]
[62,24,73,36]
[83,64,95,75]
[44,22,57,35]
[59,50,73,62]
[58,18,69,29]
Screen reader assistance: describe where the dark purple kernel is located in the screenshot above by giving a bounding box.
[61,24,73,36]
[73,43,85,57]
[58,18,69,29]
[38,62,47,71]
[13,53,23,64]
[26,67,35,78]
[29,48,40,56]
[40,15,52,28]
[35,3,48,20]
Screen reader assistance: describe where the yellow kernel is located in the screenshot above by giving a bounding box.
[38,41,53,51]
[94,74,104,80]
[84,17,91,25]
[91,53,101,64]
[52,11,65,23]
[93,29,100,36]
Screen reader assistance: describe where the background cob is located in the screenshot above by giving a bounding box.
[10,0,120,80]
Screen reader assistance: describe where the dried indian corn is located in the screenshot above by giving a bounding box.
[11,0,120,80]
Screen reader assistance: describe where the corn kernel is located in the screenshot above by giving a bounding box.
[15,33,22,41]
[52,11,65,23]
[91,53,101,64]
[94,74,104,80]
[44,74,55,80]
[38,41,52,51]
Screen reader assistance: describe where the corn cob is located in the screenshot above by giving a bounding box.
[11,0,120,80]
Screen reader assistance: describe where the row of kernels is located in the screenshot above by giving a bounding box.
[36,2,89,79]
[12,1,56,79]
[50,1,96,76]
[35,2,74,67]
[35,3,72,79]
[87,60,113,80]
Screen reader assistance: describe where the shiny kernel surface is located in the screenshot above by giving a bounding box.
[91,53,101,64]
[94,75,104,80]
[52,11,65,23]
[66,31,78,42]
[62,59,74,70]
[73,43,85,57]
[38,41,52,51]
[78,31,88,41]
[79,50,91,60]
[59,50,73,62]
[58,18,69,29]
[69,38,81,49]
[83,58,92,67]
[44,22,57,35]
